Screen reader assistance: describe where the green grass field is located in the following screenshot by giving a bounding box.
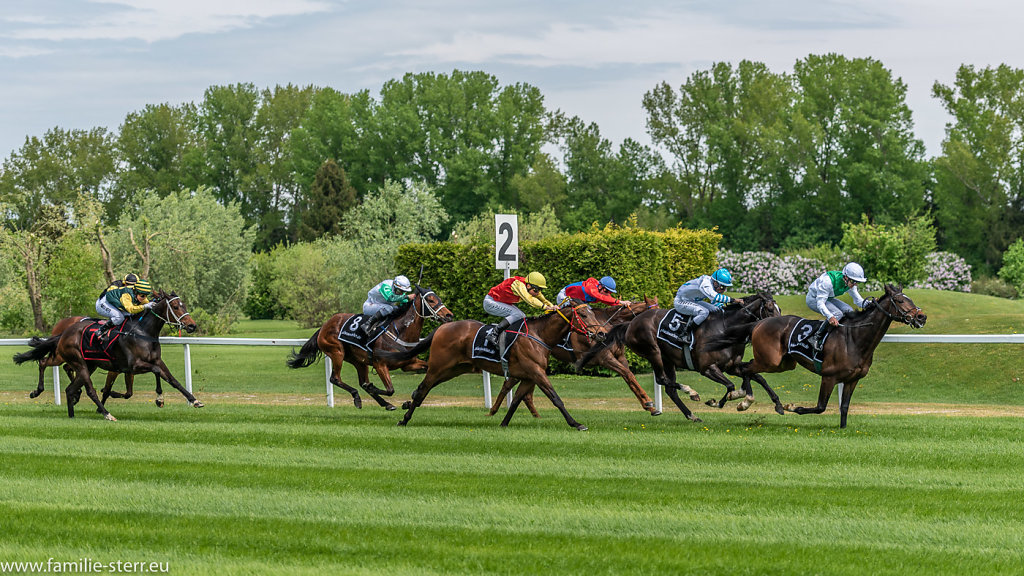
[1,289,1023,574]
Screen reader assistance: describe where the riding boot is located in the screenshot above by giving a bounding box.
[808,321,829,353]
[97,322,113,344]
[683,317,696,342]
[361,310,388,336]
[487,318,511,346]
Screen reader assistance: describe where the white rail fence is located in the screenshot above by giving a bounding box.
[4,334,1023,411]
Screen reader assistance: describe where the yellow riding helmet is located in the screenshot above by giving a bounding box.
[134,280,153,295]
[525,271,547,289]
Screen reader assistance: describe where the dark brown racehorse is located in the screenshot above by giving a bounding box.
[576,292,781,421]
[487,296,662,417]
[286,286,454,410]
[378,302,608,430]
[13,290,200,420]
[28,316,163,407]
[708,284,926,428]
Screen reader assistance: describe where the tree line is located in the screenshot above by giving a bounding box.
[2,55,1024,324]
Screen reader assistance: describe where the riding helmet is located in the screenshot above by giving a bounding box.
[598,276,617,293]
[525,271,547,289]
[134,280,153,295]
[842,262,866,283]
[711,268,733,287]
[123,273,139,286]
[393,275,412,292]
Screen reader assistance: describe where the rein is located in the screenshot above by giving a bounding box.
[148,295,192,330]
[554,303,599,338]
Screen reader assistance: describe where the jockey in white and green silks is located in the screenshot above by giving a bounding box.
[360,275,412,335]
[805,262,867,351]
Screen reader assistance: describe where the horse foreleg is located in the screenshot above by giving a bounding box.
[664,385,702,422]
[360,363,396,410]
[77,371,115,421]
[784,376,836,418]
[603,351,659,416]
[154,374,164,407]
[488,378,518,416]
[500,381,537,427]
[838,379,860,429]
[531,375,587,431]
[746,373,785,415]
[144,359,202,408]
[701,365,742,409]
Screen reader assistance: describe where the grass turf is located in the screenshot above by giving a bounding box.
[0,403,1022,575]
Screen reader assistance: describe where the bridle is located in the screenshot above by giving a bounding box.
[736,294,778,321]
[873,292,922,325]
[148,294,193,329]
[555,303,602,340]
[412,288,452,323]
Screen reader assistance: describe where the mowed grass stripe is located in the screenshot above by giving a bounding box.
[2,404,1023,574]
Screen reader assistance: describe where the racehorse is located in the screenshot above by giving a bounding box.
[28,316,163,407]
[707,284,926,428]
[487,296,661,417]
[286,285,454,410]
[378,302,608,430]
[12,290,200,420]
[576,292,781,421]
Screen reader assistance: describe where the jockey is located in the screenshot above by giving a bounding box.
[360,275,413,336]
[673,268,734,338]
[556,276,632,308]
[483,271,558,345]
[806,262,867,352]
[95,274,154,339]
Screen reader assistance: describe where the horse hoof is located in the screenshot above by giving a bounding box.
[401,401,412,410]
[705,399,718,407]
[156,399,164,408]
[783,403,796,412]
[192,400,205,408]
[689,416,703,423]
[576,424,588,431]
[738,400,753,412]
[385,405,396,411]
[689,393,701,402]
[397,419,409,426]
[774,405,785,416]
[104,413,117,421]
[352,397,362,409]
[29,390,41,399]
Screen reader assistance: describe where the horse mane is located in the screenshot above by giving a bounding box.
[835,284,898,324]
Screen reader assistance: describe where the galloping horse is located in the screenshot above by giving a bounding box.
[487,296,661,417]
[708,284,926,428]
[28,316,163,407]
[13,290,200,420]
[378,302,608,430]
[286,285,454,410]
[577,293,781,421]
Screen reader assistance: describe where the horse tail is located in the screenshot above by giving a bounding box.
[703,321,758,353]
[286,329,323,369]
[574,322,629,370]
[13,334,61,365]
[376,332,435,363]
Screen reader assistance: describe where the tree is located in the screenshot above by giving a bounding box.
[450,205,563,245]
[0,127,116,229]
[932,64,1024,274]
[295,159,357,241]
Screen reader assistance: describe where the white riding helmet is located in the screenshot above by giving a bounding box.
[393,275,412,292]
[842,262,866,283]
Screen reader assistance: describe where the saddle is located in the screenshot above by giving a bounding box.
[787,319,831,365]
[656,309,694,350]
[80,320,123,361]
[471,319,526,363]
[337,314,387,351]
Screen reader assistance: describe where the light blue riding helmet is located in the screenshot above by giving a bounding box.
[598,276,617,293]
[711,268,733,287]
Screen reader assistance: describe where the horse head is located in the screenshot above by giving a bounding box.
[413,286,454,323]
[559,299,608,342]
[151,290,198,334]
[732,292,779,321]
[876,284,927,328]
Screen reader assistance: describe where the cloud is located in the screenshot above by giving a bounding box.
[4,0,333,43]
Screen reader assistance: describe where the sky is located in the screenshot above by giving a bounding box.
[1,0,1022,163]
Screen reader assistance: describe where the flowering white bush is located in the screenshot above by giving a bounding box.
[909,251,972,292]
[719,249,972,294]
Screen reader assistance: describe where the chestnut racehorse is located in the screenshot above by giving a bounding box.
[13,290,200,420]
[707,284,926,428]
[487,296,661,417]
[378,302,608,430]
[286,285,454,410]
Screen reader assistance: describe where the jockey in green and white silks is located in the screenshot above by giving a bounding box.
[94,273,154,338]
[805,262,867,350]
[360,275,412,335]
[673,268,734,335]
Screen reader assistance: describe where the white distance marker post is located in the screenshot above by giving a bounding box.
[485,214,519,408]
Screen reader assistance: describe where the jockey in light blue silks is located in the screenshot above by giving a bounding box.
[805,262,867,351]
[360,275,412,335]
[673,268,734,338]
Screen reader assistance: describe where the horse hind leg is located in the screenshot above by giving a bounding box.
[30,360,51,398]
[488,378,518,416]
[359,363,396,411]
[664,386,702,422]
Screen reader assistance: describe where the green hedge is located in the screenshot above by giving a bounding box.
[396,226,721,321]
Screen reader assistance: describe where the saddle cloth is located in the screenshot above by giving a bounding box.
[470,319,526,363]
[656,309,693,350]
[80,320,122,361]
[787,318,831,363]
[337,314,386,351]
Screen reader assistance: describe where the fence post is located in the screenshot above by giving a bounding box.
[325,357,334,408]
[52,366,61,406]
[654,373,662,413]
[483,371,492,408]
[183,343,192,394]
